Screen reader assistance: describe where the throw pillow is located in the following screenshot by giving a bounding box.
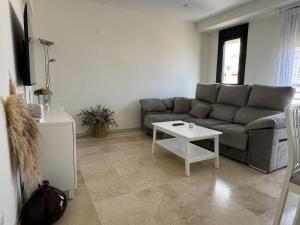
[189,104,211,118]
[162,98,174,110]
[173,97,191,114]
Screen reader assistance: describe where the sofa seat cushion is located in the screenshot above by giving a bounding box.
[217,85,251,106]
[184,118,229,128]
[144,114,192,129]
[212,124,248,151]
[234,107,282,125]
[209,104,239,123]
[247,84,295,111]
[196,83,220,103]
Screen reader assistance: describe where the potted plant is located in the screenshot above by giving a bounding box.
[77,105,118,138]
[34,88,53,105]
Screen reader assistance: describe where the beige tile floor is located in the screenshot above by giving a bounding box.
[56,130,299,225]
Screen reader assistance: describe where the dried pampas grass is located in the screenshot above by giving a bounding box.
[4,79,41,198]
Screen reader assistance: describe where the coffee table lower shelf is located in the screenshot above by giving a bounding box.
[156,138,217,164]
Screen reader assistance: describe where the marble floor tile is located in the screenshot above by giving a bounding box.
[55,171,102,225]
[67,171,93,212]
[154,204,204,225]
[84,176,132,202]
[229,185,277,216]
[134,184,196,215]
[94,193,158,225]
[55,203,102,225]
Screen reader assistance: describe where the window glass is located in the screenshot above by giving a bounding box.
[222,38,241,84]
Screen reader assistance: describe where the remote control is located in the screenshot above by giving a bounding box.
[172,123,185,126]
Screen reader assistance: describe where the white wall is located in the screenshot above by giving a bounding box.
[202,15,281,85]
[0,0,24,224]
[200,31,219,83]
[31,0,201,134]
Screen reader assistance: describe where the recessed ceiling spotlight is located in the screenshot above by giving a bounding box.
[182,3,192,8]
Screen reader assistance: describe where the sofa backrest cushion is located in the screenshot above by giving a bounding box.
[247,85,295,111]
[139,98,167,112]
[234,106,282,125]
[191,99,210,108]
[173,97,191,114]
[217,85,251,106]
[196,83,220,103]
[209,104,239,123]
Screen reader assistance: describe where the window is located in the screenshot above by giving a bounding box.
[216,24,249,85]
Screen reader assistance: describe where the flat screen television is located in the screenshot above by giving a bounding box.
[10,3,33,86]
[23,4,31,86]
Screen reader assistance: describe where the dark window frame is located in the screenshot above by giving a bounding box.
[216,23,249,85]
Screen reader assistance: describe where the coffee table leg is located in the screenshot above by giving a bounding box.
[214,136,219,169]
[185,140,190,176]
[152,128,157,154]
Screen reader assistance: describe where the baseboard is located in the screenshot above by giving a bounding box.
[76,132,88,138]
[76,127,140,138]
[248,165,268,174]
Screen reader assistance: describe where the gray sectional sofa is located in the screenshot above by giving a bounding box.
[139,83,295,173]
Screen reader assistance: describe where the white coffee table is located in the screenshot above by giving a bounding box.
[152,121,222,176]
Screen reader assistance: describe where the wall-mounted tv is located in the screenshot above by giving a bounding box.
[10,3,33,86]
[23,4,31,85]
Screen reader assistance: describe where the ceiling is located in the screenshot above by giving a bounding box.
[86,0,255,22]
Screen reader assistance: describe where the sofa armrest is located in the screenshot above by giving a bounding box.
[247,128,288,173]
[139,98,167,112]
[246,113,286,131]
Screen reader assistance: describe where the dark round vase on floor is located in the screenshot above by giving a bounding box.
[21,180,67,225]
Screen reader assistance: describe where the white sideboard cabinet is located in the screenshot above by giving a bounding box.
[37,106,77,199]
